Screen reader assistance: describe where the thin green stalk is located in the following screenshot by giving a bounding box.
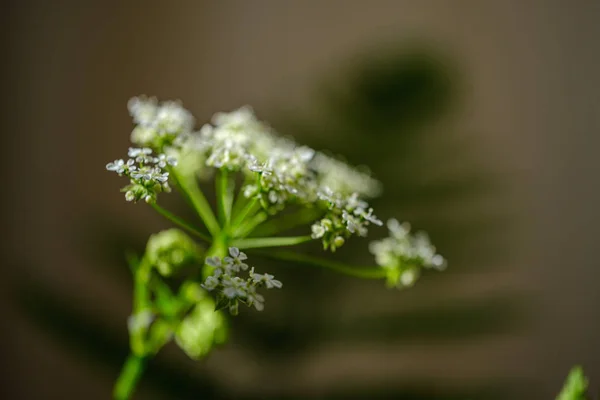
[113,354,146,400]
[231,198,259,231]
[150,203,211,243]
[133,256,151,312]
[231,235,313,249]
[230,175,253,217]
[251,250,388,280]
[250,207,324,237]
[216,170,234,228]
[232,211,268,238]
[171,167,219,236]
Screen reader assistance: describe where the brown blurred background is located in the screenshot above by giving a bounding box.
[2,1,600,399]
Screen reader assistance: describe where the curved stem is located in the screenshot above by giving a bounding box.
[113,354,146,400]
[251,249,387,280]
[171,168,219,236]
[231,235,313,249]
[150,203,211,243]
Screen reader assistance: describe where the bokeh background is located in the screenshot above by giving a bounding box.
[3,1,600,399]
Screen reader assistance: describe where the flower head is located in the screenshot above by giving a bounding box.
[106,147,175,203]
[369,218,446,288]
[223,247,249,272]
[128,96,194,150]
[201,248,282,314]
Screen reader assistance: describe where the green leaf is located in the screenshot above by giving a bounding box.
[557,366,589,400]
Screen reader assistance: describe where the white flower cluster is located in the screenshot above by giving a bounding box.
[311,191,383,251]
[312,152,382,198]
[369,219,446,288]
[128,96,194,150]
[192,106,383,229]
[106,147,176,203]
[112,97,385,248]
[201,247,282,314]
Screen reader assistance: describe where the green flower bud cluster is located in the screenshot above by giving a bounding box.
[126,233,228,359]
[174,290,228,360]
[145,229,202,276]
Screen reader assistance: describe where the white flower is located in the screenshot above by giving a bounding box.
[106,159,126,174]
[400,269,419,287]
[221,276,247,298]
[153,101,194,135]
[223,247,249,272]
[312,152,382,198]
[311,223,326,239]
[201,275,220,291]
[212,105,256,127]
[128,147,153,163]
[355,207,383,226]
[342,210,368,236]
[128,96,158,126]
[153,154,178,168]
[251,271,283,289]
[246,291,265,311]
[205,256,222,268]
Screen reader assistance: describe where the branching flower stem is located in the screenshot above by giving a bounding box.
[171,167,220,236]
[232,211,268,238]
[107,97,447,400]
[250,207,325,237]
[150,203,211,243]
[231,197,260,231]
[231,235,313,249]
[251,249,388,280]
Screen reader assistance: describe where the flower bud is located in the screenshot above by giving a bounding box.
[146,229,202,277]
[175,298,227,359]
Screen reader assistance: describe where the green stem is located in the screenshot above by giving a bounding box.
[150,203,211,243]
[231,198,259,231]
[216,170,234,228]
[133,256,151,312]
[171,168,219,236]
[231,235,313,249]
[113,354,146,400]
[232,211,268,238]
[250,207,324,237]
[201,234,229,279]
[251,250,388,279]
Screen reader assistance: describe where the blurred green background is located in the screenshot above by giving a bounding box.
[3,1,600,399]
